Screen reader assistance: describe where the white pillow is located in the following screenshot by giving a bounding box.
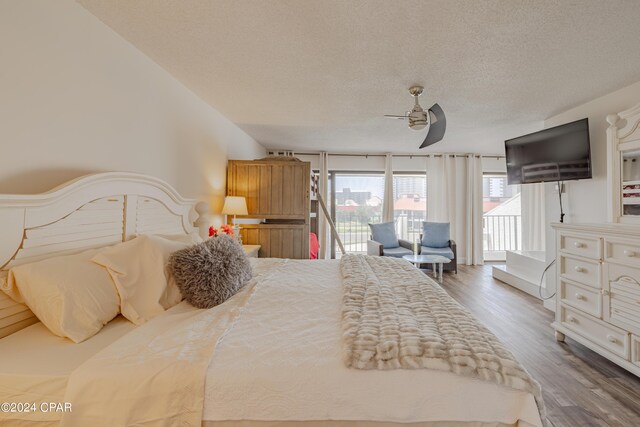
[155,232,204,245]
[2,248,120,343]
[91,235,195,325]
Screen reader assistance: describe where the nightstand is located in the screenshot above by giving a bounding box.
[243,245,260,258]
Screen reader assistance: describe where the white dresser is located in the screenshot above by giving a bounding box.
[552,223,640,377]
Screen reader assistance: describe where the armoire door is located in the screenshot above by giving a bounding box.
[227,160,310,220]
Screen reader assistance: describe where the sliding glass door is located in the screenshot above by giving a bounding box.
[331,173,384,255]
[482,174,521,261]
[327,172,427,256]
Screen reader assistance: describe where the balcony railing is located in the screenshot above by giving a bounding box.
[394,211,426,243]
[333,211,521,259]
[334,211,380,253]
[333,210,426,254]
[483,214,521,252]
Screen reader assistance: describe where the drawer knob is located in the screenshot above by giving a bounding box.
[574,266,586,273]
[602,289,610,296]
[567,316,577,323]
[574,242,585,248]
[606,335,618,344]
[575,293,586,301]
[623,250,636,257]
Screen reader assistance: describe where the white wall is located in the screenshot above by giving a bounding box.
[0,1,265,225]
[543,80,640,310]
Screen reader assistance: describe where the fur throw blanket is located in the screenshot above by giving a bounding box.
[340,254,547,423]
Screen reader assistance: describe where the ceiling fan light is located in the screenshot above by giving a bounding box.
[409,109,428,130]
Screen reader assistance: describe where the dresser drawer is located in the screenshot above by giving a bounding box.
[606,263,640,335]
[607,263,640,289]
[561,305,630,359]
[560,279,601,317]
[560,255,601,289]
[605,239,640,267]
[560,233,601,260]
[633,335,640,368]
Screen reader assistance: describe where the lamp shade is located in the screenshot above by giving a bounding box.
[222,196,248,216]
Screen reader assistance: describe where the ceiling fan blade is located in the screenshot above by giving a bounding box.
[384,114,408,120]
[419,103,446,149]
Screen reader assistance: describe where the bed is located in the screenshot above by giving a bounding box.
[0,173,544,427]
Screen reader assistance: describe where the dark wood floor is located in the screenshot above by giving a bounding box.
[440,264,640,427]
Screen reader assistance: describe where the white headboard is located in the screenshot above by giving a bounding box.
[0,172,209,338]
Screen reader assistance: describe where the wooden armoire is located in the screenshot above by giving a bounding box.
[227,157,310,259]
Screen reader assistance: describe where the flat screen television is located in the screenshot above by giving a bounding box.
[505,118,591,185]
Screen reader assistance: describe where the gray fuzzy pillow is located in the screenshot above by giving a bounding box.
[168,234,252,309]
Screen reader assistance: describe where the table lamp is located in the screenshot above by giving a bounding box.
[222,196,248,241]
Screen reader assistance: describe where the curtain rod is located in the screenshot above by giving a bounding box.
[269,151,505,160]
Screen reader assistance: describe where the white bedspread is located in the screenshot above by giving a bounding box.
[0,259,542,426]
[202,259,542,426]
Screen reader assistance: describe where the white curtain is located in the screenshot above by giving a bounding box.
[426,154,484,265]
[465,155,484,265]
[426,154,456,225]
[426,155,445,221]
[382,153,394,223]
[521,183,545,251]
[317,152,329,259]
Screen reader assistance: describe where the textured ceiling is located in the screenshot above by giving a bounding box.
[78,0,640,154]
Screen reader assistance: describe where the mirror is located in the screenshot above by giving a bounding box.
[622,149,640,216]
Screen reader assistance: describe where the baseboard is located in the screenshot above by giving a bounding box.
[543,299,556,312]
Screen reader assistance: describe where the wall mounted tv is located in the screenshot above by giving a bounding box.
[505,118,591,185]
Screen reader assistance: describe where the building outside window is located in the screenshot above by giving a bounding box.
[393,173,427,243]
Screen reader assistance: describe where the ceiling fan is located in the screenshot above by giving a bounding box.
[385,86,446,149]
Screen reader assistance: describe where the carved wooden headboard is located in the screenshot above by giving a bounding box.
[0,172,209,338]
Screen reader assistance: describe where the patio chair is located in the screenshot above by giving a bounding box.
[366,221,413,258]
[419,221,458,273]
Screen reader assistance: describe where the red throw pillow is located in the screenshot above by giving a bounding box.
[309,232,319,259]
